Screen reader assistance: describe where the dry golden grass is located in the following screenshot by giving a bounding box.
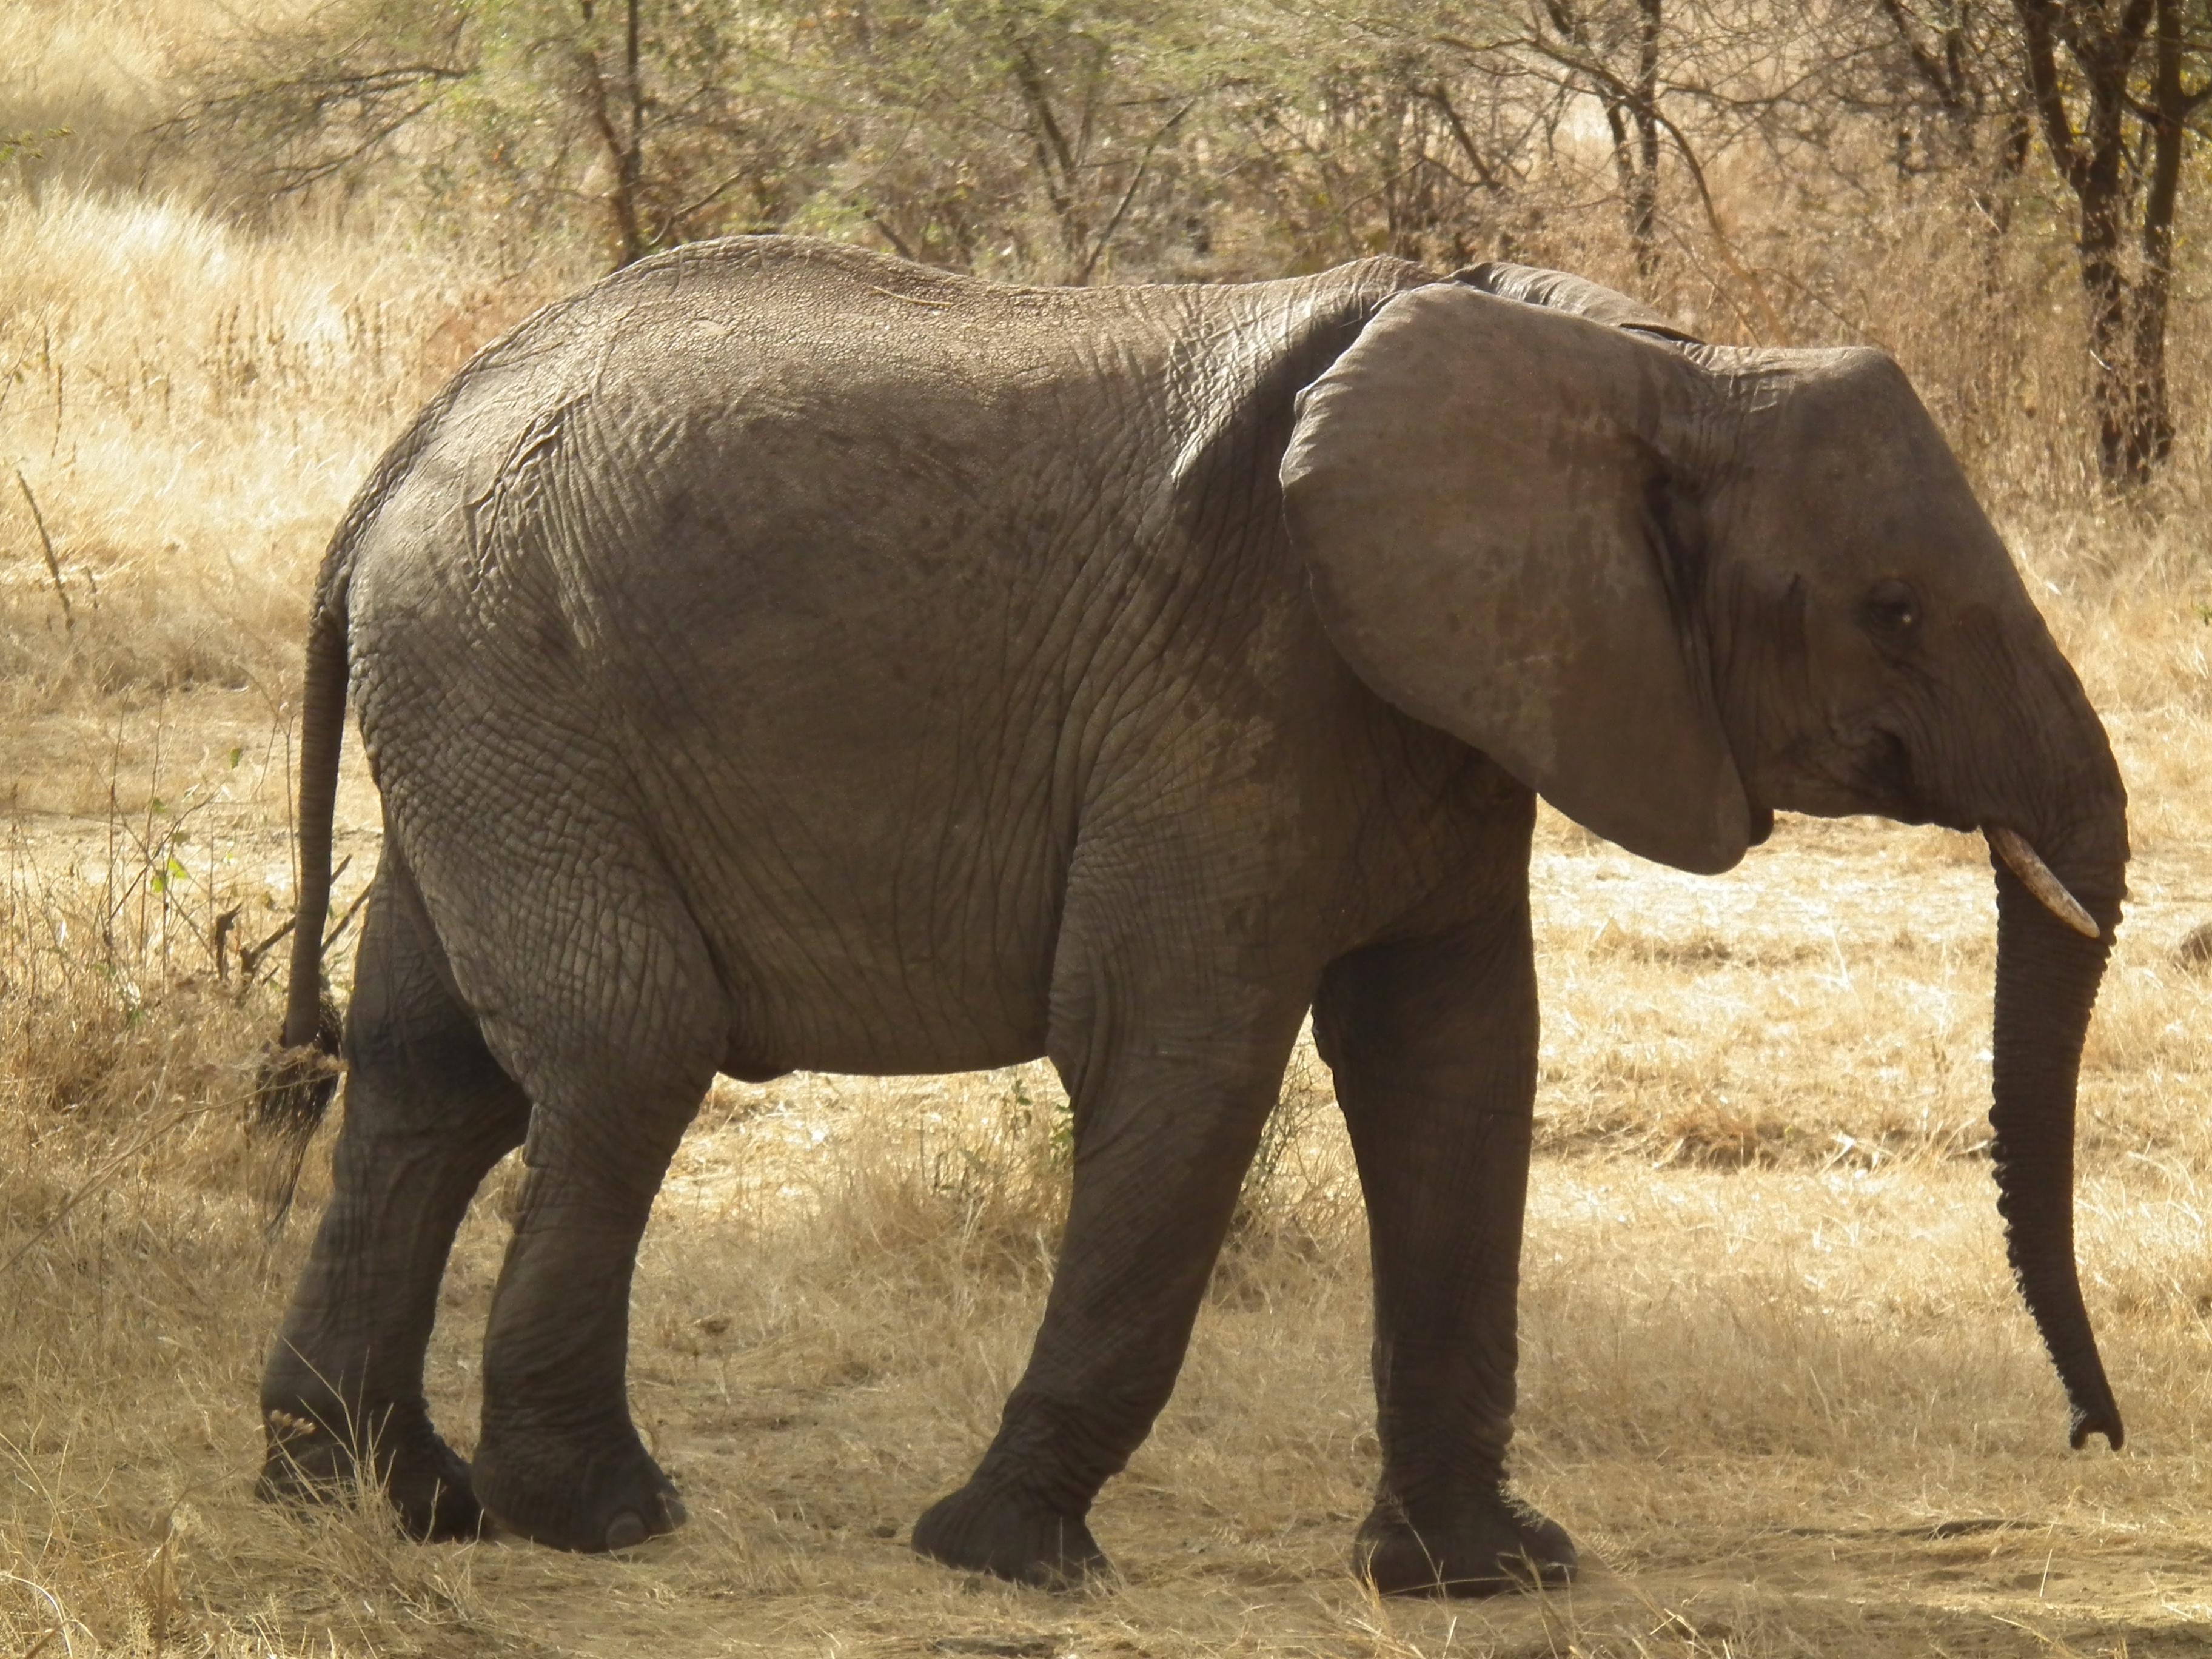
[10,16,2212,1658]
[18,842,2212,1658]
[0,184,581,820]
[12,621,2212,1659]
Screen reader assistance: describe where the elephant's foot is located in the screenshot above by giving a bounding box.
[257,1396,484,1542]
[1354,1491,1576,1597]
[911,1478,1109,1588]
[470,1420,686,1553]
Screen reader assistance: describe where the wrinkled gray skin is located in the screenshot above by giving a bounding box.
[259,238,2128,1594]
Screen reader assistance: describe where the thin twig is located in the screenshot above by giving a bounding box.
[0,1576,78,1659]
[1076,98,1196,284]
[236,853,353,982]
[1646,103,1787,342]
[318,880,374,954]
[14,468,72,633]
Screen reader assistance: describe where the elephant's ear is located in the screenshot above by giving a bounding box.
[1280,282,1751,874]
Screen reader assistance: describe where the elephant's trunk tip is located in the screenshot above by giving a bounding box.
[1986,826,2100,939]
[2070,1401,2125,1453]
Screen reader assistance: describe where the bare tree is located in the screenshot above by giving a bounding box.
[153,3,472,207]
[1871,0,2034,223]
[1219,23,1546,272]
[2014,0,2211,483]
[574,0,648,265]
[1538,0,1666,275]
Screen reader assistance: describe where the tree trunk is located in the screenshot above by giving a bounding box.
[1544,0,1664,283]
[1626,0,1661,280]
[578,0,648,268]
[2120,0,2190,477]
[2012,0,2202,486]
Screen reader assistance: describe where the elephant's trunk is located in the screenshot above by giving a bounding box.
[1983,811,2125,1449]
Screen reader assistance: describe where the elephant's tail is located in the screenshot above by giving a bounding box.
[251,591,350,1209]
[246,331,491,1210]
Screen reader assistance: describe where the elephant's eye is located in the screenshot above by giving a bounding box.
[1863,578,1920,642]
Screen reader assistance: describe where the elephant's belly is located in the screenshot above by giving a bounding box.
[605,535,1101,1081]
[685,840,1064,1085]
[711,954,1054,1082]
[720,1022,1047,1085]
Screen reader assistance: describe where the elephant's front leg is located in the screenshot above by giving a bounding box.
[912,941,1308,1586]
[1313,902,1574,1596]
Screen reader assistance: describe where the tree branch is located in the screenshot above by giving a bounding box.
[1075,98,1194,283]
[2014,1,2088,190]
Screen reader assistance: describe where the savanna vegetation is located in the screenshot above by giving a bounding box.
[4,1,2212,1653]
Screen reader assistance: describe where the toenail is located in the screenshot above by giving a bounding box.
[605,1511,647,1551]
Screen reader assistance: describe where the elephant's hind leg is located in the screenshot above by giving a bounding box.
[260,850,531,1540]
[447,854,726,1554]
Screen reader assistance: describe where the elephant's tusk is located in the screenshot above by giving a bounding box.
[1987,826,2100,939]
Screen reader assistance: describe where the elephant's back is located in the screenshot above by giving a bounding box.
[336,244,1148,1073]
[343,239,1148,685]
[337,240,1424,1078]
[438,236,1168,431]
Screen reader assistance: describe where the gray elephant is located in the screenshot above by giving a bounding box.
[256,237,2127,1595]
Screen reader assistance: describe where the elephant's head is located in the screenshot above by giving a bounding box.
[1280,264,2128,1451]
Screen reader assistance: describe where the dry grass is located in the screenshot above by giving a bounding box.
[12,676,2212,1659]
[8,12,2212,1658]
[19,870,2212,1657]
[0,185,581,819]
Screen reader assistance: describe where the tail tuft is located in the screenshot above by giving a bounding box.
[252,994,344,1223]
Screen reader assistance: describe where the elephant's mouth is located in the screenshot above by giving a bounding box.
[1848,728,1922,819]
[1768,725,1945,826]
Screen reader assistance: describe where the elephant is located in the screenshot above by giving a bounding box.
[255,235,2128,1595]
